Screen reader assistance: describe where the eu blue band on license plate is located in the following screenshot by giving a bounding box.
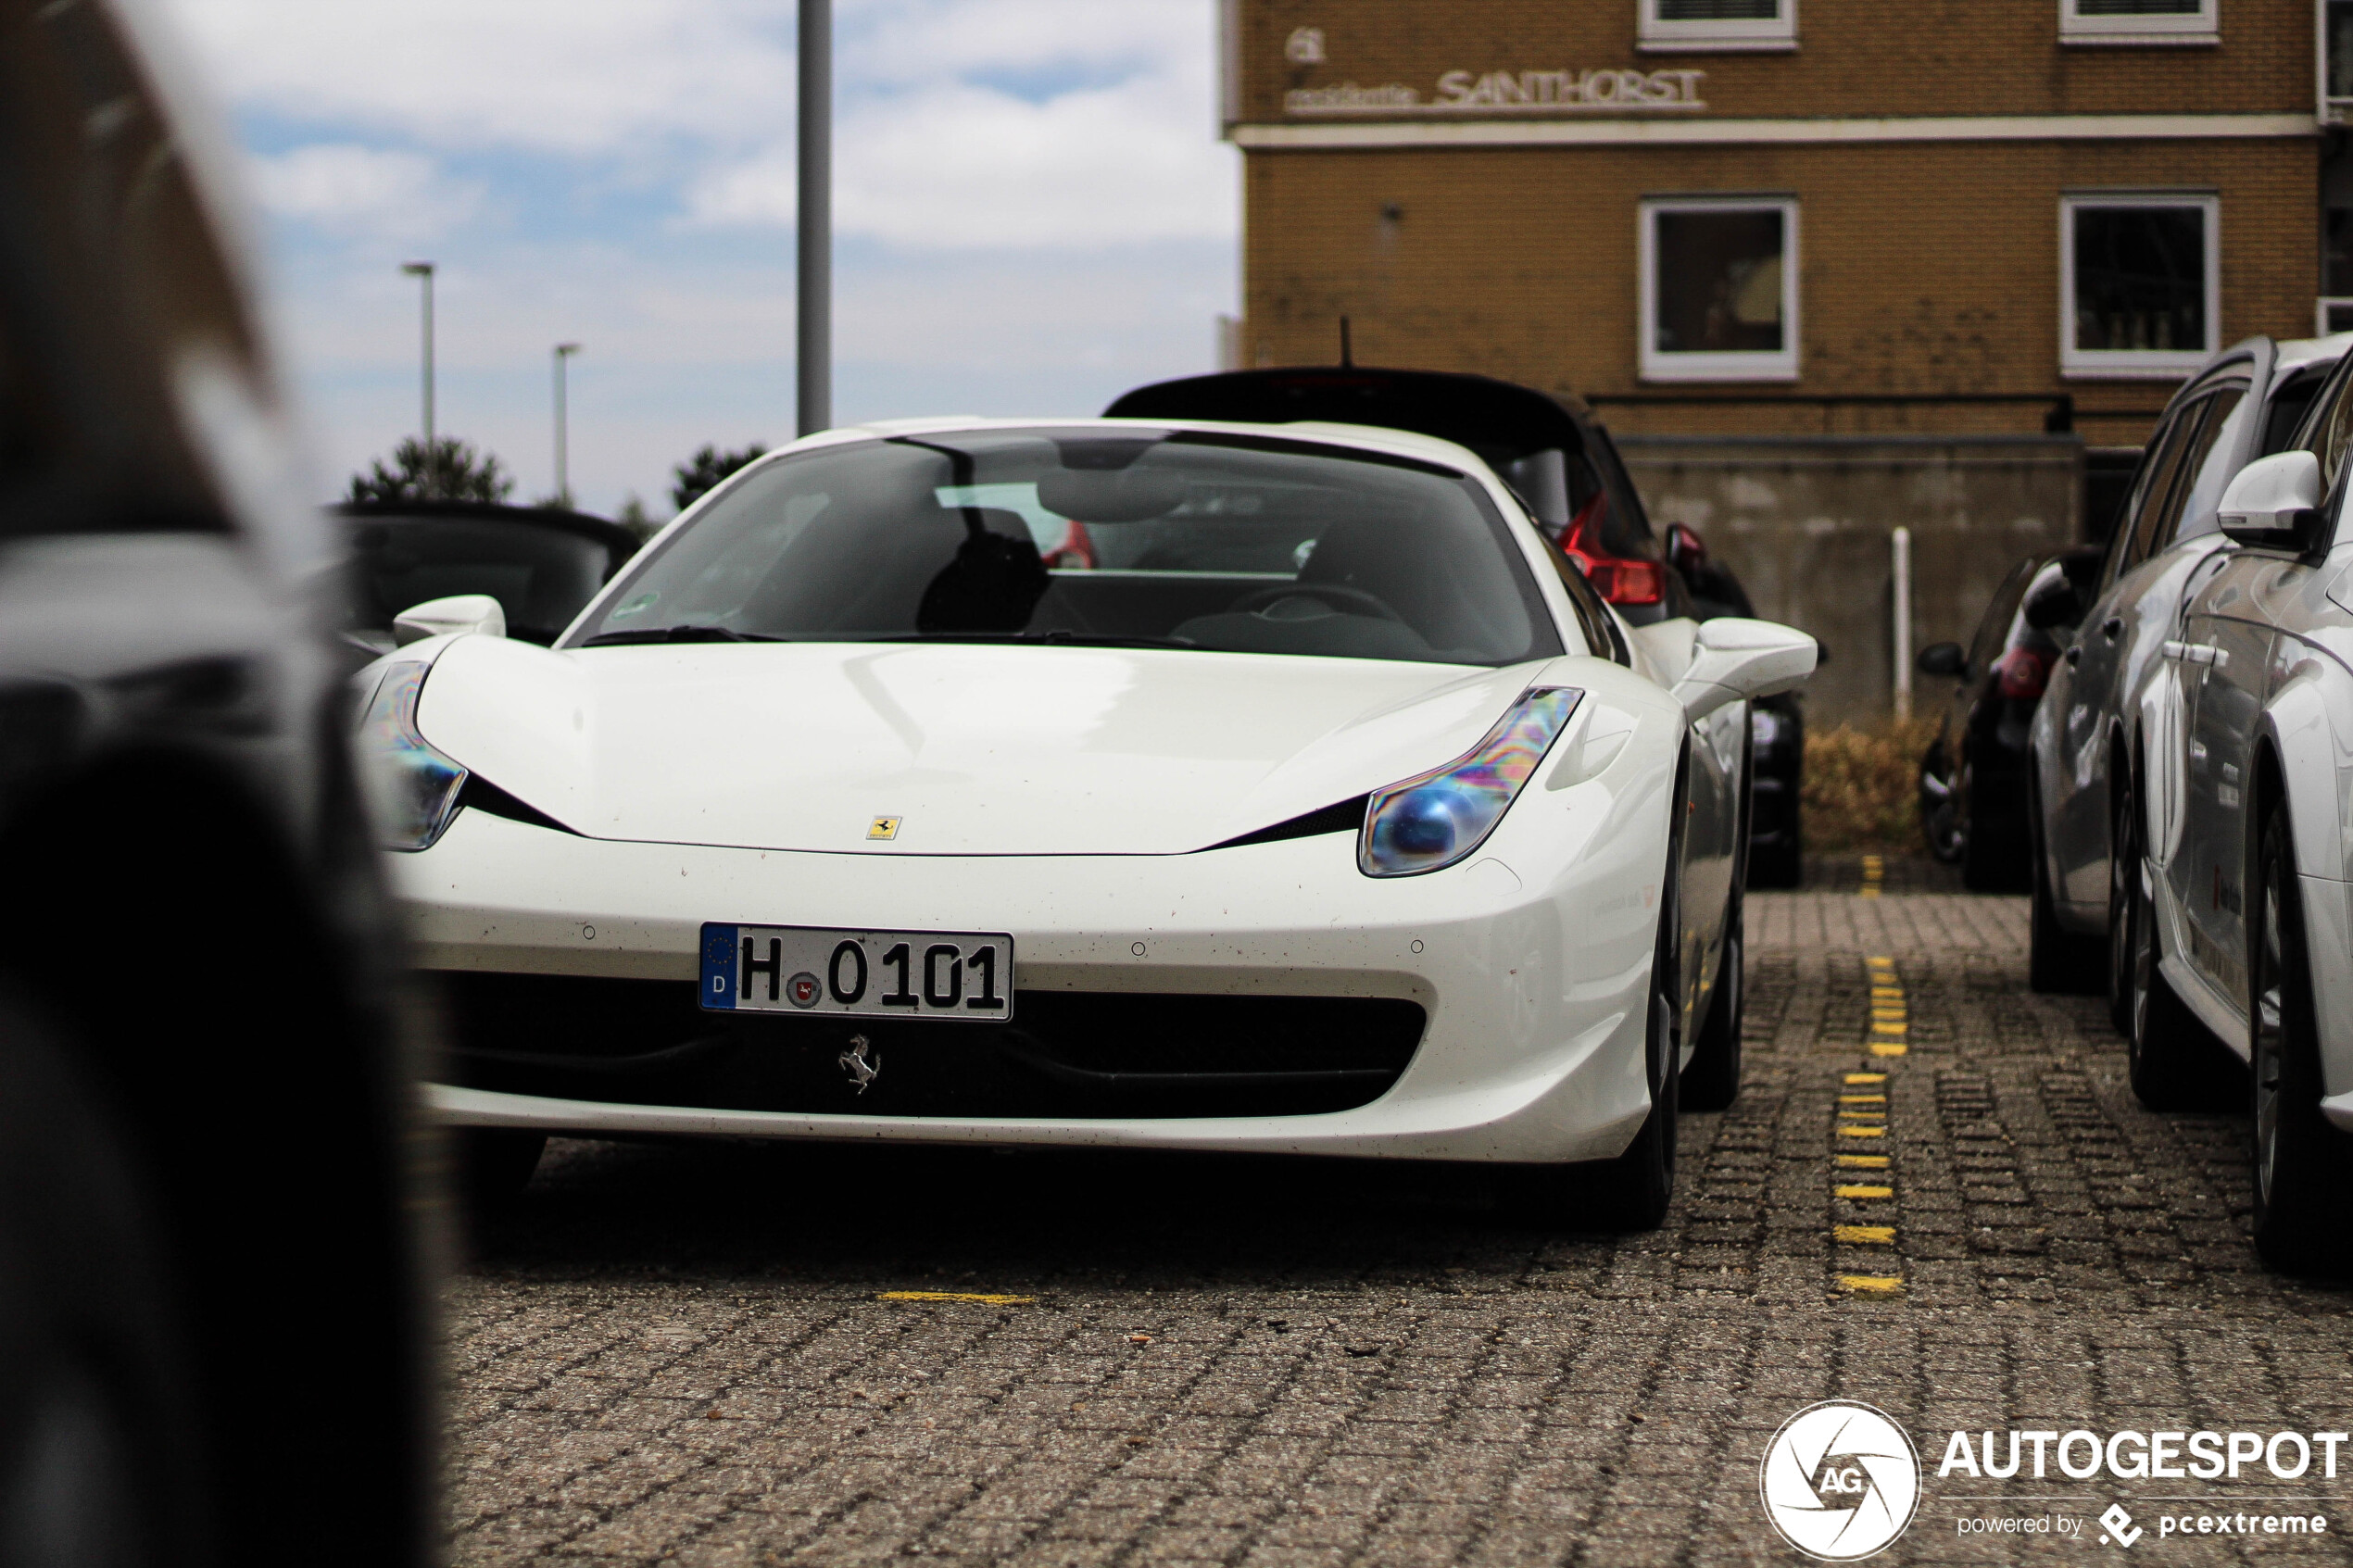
[698,922,1015,1021]
[701,923,740,1010]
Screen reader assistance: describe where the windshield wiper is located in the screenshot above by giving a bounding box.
[581,625,785,647]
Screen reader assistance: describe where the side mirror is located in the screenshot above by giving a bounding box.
[1665,521,1706,576]
[1672,616,1818,723]
[393,594,506,646]
[1917,641,1968,678]
[2021,571,2085,633]
[2219,450,2326,551]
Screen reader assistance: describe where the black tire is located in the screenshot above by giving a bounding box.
[2118,813,2225,1110]
[456,1127,547,1210]
[2249,812,2353,1276]
[1681,910,1743,1112]
[1747,823,1802,889]
[2027,762,2104,995]
[0,989,208,1566]
[2106,768,2141,1035]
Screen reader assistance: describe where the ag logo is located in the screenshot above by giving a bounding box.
[1759,1401,1921,1561]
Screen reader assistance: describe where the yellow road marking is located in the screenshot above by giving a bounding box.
[1871,1010,1907,1022]
[1870,987,1904,999]
[1840,1274,1905,1293]
[1844,1073,1887,1085]
[1837,1125,1887,1138]
[1871,1021,1907,1034]
[1839,1094,1885,1104]
[1837,1185,1894,1198]
[1834,1225,1896,1245]
[1838,1154,1890,1168]
[1869,1042,1909,1058]
[877,1291,1036,1305]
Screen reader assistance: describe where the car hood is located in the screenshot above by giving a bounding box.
[413,637,1567,855]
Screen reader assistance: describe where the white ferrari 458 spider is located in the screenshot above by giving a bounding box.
[360,417,1814,1226]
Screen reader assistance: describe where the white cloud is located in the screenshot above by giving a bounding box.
[249,144,481,239]
[689,80,1230,248]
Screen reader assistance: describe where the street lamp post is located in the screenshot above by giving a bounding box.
[797,0,830,436]
[400,261,435,456]
[553,343,582,507]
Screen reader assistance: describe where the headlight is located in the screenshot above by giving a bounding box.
[1360,686,1581,877]
[1750,708,1782,750]
[355,660,469,851]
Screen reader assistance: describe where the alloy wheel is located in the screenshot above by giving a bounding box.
[2255,870,2287,1209]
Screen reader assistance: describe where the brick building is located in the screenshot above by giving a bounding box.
[1220,0,2332,448]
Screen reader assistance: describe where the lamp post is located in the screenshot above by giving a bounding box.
[400,261,435,456]
[553,342,582,507]
[797,0,830,436]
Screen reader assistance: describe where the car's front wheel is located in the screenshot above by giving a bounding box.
[2249,810,2353,1276]
[1680,909,1743,1112]
[2027,758,2102,995]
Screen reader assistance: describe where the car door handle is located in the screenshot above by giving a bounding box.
[2102,617,2124,641]
[2065,646,2082,666]
[2163,640,2223,668]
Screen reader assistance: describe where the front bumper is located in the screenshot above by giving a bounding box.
[397,784,1667,1163]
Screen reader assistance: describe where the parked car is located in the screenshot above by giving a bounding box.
[1916,547,2101,889]
[1101,368,1810,887]
[370,417,1814,1227]
[2027,333,2349,1025]
[2116,345,2353,1274]
[336,499,639,658]
[0,0,434,1561]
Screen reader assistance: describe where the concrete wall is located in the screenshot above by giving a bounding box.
[1617,434,2082,725]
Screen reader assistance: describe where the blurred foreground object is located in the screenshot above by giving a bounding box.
[0,1,436,1563]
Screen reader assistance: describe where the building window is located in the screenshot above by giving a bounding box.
[2060,195,2218,379]
[2327,1,2353,121]
[1638,0,1797,52]
[2058,0,2218,45]
[1640,198,1799,383]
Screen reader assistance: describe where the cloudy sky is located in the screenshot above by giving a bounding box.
[155,0,1239,516]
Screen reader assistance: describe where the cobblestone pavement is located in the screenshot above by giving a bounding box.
[447,889,2353,1565]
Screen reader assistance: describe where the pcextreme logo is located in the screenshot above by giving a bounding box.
[1759,1401,1924,1561]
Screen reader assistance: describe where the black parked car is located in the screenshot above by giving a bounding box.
[1102,366,1808,885]
[335,499,640,657]
[1916,547,2101,890]
[0,1,434,1562]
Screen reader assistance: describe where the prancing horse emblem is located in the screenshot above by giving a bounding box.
[837,1034,880,1094]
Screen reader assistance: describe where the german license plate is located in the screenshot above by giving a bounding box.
[699,922,1014,1020]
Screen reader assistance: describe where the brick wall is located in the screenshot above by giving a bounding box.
[1240,137,2317,445]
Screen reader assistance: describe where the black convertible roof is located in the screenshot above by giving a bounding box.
[1103,367,1593,462]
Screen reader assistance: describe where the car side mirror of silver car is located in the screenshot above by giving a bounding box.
[2219,450,2327,552]
[393,594,507,646]
[1916,641,1968,678]
[1673,617,1818,723]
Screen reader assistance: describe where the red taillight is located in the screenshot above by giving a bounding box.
[1557,495,1667,607]
[1042,520,1095,570]
[1995,646,2051,700]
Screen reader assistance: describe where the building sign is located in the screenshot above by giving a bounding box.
[1286,68,1707,118]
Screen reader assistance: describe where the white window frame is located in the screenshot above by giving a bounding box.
[2059,0,2219,46]
[1639,196,1800,383]
[1638,0,1797,53]
[2058,194,2220,380]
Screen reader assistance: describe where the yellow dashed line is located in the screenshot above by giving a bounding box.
[876,1291,1036,1305]
[1859,855,1884,898]
[1833,960,1909,1292]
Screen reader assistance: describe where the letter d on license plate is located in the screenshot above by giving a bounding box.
[700,923,1014,1021]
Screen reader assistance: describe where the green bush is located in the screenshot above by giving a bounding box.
[1802,717,1939,854]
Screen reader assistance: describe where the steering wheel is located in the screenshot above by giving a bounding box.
[1229,583,1406,623]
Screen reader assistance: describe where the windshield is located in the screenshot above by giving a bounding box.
[570,428,1564,666]
[346,515,618,646]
